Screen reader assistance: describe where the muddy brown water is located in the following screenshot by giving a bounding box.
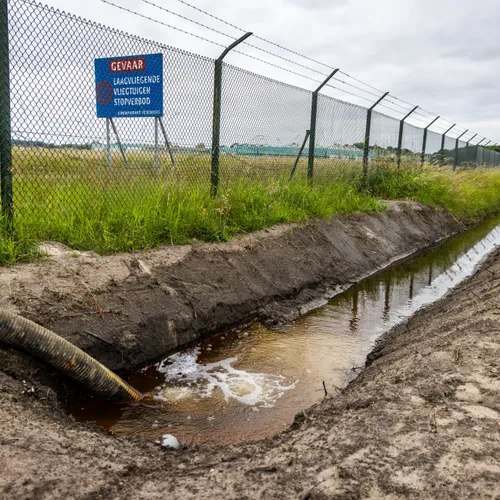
[68,218,500,446]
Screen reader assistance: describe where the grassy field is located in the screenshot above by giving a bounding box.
[1,146,499,265]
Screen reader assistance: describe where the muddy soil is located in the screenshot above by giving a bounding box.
[1,206,500,498]
[0,201,462,383]
[1,218,500,498]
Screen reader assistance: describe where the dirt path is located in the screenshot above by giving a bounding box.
[1,218,500,498]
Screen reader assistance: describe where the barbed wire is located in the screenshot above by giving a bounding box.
[139,0,337,79]
[384,98,416,112]
[171,0,469,125]
[140,0,399,104]
[173,0,336,71]
[324,87,374,104]
[171,1,489,142]
[100,0,491,144]
[101,0,227,49]
[102,0,385,106]
[377,103,410,116]
[101,0,329,85]
[331,77,382,100]
[337,70,386,96]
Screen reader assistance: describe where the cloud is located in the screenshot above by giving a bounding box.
[17,0,500,142]
[284,0,350,9]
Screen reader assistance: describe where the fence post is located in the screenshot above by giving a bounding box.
[465,133,477,165]
[210,32,252,197]
[476,138,486,166]
[484,141,491,165]
[0,0,12,220]
[362,91,389,188]
[454,130,468,171]
[396,106,418,169]
[420,116,440,167]
[474,138,482,166]
[440,123,455,166]
[308,68,338,184]
[106,118,112,167]
[290,129,310,180]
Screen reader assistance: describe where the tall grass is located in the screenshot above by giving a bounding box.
[2,148,500,265]
[5,178,382,257]
[365,163,500,221]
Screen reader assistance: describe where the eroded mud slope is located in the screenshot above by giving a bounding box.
[1,220,500,498]
[0,201,462,374]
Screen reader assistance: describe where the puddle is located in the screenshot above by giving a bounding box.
[68,218,500,446]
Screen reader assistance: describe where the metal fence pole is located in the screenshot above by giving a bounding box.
[477,138,485,164]
[290,129,310,180]
[421,116,440,167]
[362,91,389,188]
[158,117,176,166]
[106,118,112,167]
[210,32,252,197]
[396,105,418,169]
[154,117,159,169]
[308,68,338,184]
[0,0,12,220]
[476,138,486,166]
[454,130,468,171]
[440,123,455,166]
[465,133,477,164]
[484,141,491,165]
[109,118,129,168]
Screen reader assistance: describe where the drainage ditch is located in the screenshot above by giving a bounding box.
[68,217,500,446]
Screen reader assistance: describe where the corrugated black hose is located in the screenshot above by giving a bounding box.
[0,309,142,401]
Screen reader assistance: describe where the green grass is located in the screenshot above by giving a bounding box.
[365,163,500,221]
[3,177,383,258]
[2,147,500,265]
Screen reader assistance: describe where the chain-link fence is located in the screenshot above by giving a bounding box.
[2,0,500,223]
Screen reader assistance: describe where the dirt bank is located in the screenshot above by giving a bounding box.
[0,201,462,380]
[1,213,500,498]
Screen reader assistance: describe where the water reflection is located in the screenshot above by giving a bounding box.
[68,218,500,446]
[349,288,358,332]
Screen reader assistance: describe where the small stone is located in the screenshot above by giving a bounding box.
[161,434,180,449]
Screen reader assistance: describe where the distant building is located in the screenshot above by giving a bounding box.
[91,142,145,151]
[220,144,367,160]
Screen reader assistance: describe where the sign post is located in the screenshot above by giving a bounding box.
[154,117,159,170]
[95,53,170,167]
[106,118,111,167]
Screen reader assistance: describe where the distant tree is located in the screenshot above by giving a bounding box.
[196,143,206,149]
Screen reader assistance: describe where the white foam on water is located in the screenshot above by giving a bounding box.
[156,386,193,401]
[154,349,297,408]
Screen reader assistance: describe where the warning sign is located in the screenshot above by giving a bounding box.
[94,53,163,118]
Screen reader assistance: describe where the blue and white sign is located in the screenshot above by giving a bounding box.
[94,53,163,118]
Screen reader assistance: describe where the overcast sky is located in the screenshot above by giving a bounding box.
[18,0,500,145]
